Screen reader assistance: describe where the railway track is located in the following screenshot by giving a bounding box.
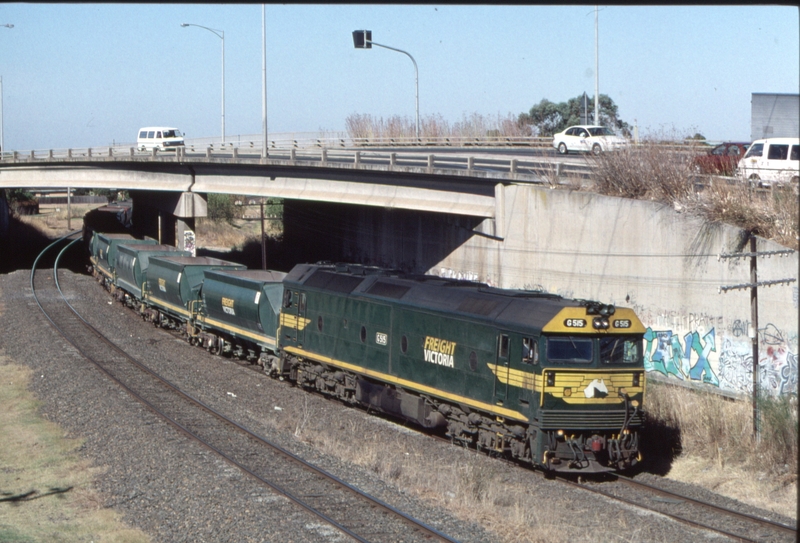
[31,234,459,543]
[561,473,796,542]
[424,421,795,542]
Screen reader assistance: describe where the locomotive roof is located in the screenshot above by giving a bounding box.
[284,263,585,333]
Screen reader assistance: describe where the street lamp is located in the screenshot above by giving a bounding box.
[353,30,419,140]
[181,23,225,143]
[1,24,13,156]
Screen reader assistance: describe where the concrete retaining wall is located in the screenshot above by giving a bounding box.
[433,185,797,398]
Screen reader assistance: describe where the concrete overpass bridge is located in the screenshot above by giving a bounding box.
[0,145,591,253]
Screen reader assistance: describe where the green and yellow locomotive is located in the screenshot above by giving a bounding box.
[276,263,645,473]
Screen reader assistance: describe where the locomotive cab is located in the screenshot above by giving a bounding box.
[533,303,645,472]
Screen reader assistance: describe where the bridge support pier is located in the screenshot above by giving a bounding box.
[129,190,206,254]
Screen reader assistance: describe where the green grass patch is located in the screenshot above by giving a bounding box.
[0,359,150,543]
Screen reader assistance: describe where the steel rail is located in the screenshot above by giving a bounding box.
[554,473,796,543]
[613,473,797,535]
[425,429,795,543]
[31,242,459,543]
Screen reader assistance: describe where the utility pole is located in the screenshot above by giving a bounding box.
[260,198,267,270]
[718,236,796,439]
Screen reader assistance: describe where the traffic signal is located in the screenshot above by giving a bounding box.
[352,30,372,49]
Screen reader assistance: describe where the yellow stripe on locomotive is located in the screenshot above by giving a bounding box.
[487,365,644,405]
[542,306,645,334]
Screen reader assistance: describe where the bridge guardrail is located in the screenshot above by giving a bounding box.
[0,134,715,187]
[0,144,595,186]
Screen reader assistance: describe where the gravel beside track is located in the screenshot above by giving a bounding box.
[1,268,795,542]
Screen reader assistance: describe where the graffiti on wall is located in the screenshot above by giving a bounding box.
[644,328,719,386]
[645,324,798,396]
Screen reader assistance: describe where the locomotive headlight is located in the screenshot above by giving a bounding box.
[592,317,610,329]
[546,372,555,387]
[563,387,572,397]
[632,372,642,387]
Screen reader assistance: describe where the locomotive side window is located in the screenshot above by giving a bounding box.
[600,336,641,364]
[522,337,539,365]
[298,293,306,313]
[283,290,292,308]
[546,337,592,363]
[498,334,509,358]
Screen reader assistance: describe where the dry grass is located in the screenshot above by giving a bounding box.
[699,179,799,248]
[588,142,699,201]
[195,217,282,252]
[589,143,799,250]
[645,381,797,518]
[16,203,99,237]
[345,111,528,141]
[285,409,585,542]
[0,359,150,543]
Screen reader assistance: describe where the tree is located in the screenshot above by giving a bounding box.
[207,193,237,223]
[518,94,631,137]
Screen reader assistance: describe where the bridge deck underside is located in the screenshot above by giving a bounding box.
[0,164,496,217]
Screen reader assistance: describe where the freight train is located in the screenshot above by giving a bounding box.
[88,232,646,473]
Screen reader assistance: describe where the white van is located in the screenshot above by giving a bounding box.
[737,137,799,187]
[137,127,185,152]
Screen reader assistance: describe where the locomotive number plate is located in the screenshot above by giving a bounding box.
[613,319,632,329]
[375,332,388,345]
[564,318,587,328]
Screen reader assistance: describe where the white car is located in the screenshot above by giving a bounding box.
[553,125,628,155]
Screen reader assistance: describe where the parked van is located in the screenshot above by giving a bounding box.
[737,137,799,187]
[137,127,185,152]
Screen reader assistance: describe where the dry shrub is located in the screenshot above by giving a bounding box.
[645,381,797,479]
[698,179,799,248]
[590,143,799,250]
[345,112,526,141]
[589,142,699,202]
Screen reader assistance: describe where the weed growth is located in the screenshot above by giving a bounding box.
[644,381,797,481]
[345,112,528,141]
[590,140,799,249]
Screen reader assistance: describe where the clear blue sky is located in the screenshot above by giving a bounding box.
[1,4,797,150]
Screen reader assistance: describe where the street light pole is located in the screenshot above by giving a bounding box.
[181,23,225,144]
[353,30,419,140]
[1,24,13,156]
[262,5,268,158]
[594,6,599,125]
